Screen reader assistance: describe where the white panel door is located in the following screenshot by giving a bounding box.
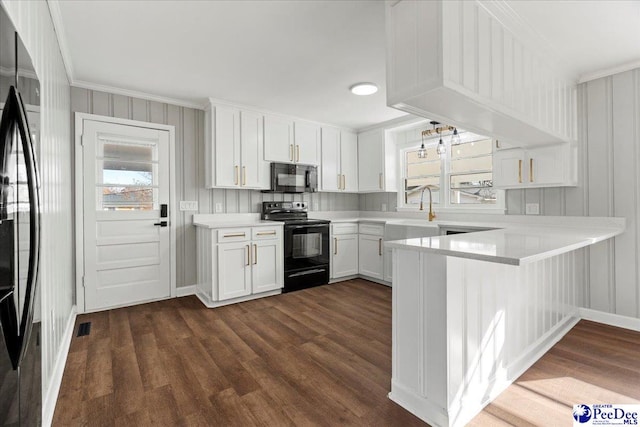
[321,127,341,191]
[264,114,294,163]
[294,121,320,165]
[82,120,171,311]
[240,110,269,189]
[251,239,283,293]
[332,234,359,278]
[218,242,252,300]
[357,129,384,192]
[359,235,383,279]
[528,145,566,186]
[340,131,359,192]
[493,149,525,188]
[214,105,240,187]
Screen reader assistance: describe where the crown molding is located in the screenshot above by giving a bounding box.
[47,0,75,82]
[72,80,207,110]
[578,60,640,84]
[0,65,38,81]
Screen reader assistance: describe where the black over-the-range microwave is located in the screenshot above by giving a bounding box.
[266,162,318,193]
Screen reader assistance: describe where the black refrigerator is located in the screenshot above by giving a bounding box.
[0,4,42,425]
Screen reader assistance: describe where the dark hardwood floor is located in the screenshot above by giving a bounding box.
[53,279,640,426]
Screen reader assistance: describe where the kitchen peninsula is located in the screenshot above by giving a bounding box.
[385,218,625,427]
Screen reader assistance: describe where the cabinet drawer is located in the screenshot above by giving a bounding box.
[358,223,385,236]
[252,226,282,240]
[332,223,358,235]
[216,228,251,243]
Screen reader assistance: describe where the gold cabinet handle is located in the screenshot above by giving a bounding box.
[246,245,251,266]
[337,174,341,190]
[334,237,338,255]
[379,173,383,189]
[378,238,382,256]
[234,165,239,185]
[253,244,257,265]
[342,174,346,190]
[290,144,294,161]
[296,145,300,162]
[496,140,500,149]
[256,231,276,236]
[518,160,522,183]
[242,166,246,186]
[223,232,246,238]
[529,158,534,182]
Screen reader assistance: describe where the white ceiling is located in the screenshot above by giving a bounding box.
[54,0,640,131]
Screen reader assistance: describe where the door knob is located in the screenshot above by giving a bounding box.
[153,221,168,227]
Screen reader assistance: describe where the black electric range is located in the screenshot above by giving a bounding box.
[261,202,330,292]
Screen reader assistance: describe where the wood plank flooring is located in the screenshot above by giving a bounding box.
[53,279,640,426]
[53,279,424,426]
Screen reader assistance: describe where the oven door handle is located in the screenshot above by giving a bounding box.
[287,224,328,229]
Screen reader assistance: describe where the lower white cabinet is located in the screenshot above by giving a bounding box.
[383,247,393,282]
[196,224,283,306]
[331,223,359,279]
[358,223,385,280]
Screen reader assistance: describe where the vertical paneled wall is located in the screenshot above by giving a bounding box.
[1,0,74,413]
[70,87,359,288]
[359,192,398,211]
[506,69,640,319]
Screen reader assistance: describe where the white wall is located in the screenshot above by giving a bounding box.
[507,69,640,320]
[0,0,74,418]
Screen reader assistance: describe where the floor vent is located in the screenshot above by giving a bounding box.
[77,322,92,337]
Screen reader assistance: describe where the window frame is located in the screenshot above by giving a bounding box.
[397,132,505,213]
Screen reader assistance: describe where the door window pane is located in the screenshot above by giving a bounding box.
[96,138,158,210]
[292,233,323,258]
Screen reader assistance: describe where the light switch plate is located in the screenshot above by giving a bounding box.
[215,202,223,213]
[179,201,198,211]
[525,203,540,215]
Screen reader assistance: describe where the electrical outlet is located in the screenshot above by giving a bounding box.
[215,202,223,213]
[381,203,387,212]
[525,203,540,215]
[179,201,198,211]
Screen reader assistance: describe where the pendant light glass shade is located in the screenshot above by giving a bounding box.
[450,128,461,145]
[437,137,446,156]
[418,133,427,158]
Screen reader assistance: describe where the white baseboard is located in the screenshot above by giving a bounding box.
[579,308,640,332]
[176,285,196,297]
[42,305,77,427]
[196,288,282,308]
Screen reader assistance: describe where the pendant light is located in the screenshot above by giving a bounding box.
[450,128,461,145]
[418,131,427,159]
[436,136,446,157]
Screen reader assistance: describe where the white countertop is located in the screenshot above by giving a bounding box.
[192,213,283,229]
[385,223,624,265]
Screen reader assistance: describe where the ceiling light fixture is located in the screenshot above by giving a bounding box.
[349,82,378,96]
[437,136,446,157]
[418,132,427,159]
[450,128,461,145]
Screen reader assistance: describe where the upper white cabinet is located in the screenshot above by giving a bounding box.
[205,103,269,189]
[321,127,358,192]
[264,114,295,163]
[358,128,397,192]
[386,0,577,148]
[493,143,577,189]
[264,115,320,165]
[294,121,320,165]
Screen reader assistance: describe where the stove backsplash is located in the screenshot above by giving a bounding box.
[204,189,360,214]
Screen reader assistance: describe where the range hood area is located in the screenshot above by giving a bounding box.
[386,0,578,148]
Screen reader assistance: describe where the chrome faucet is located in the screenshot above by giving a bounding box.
[419,185,437,221]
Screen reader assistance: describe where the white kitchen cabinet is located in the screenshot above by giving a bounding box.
[196,224,284,307]
[321,127,358,192]
[359,234,384,280]
[386,0,577,148]
[358,128,397,192]
[264,114,294,163]
[217,241,252,300]
[251,239,283,293]
[205,103,269,189]
[294,121,320,165]
[493,143,577,189]
[358,223,385,280]
[383,247,393,282]
[331,223,359,279]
